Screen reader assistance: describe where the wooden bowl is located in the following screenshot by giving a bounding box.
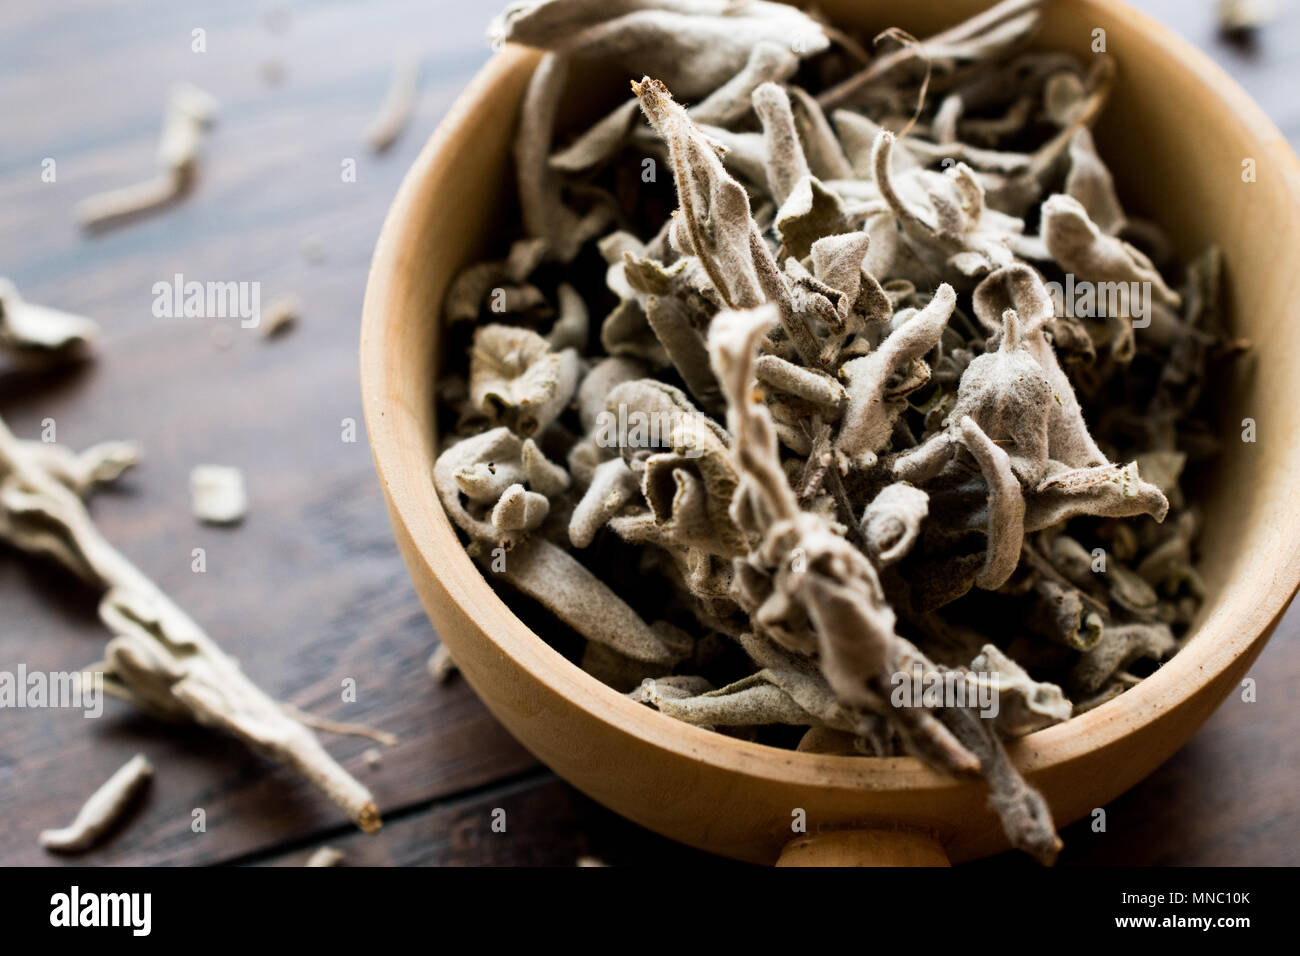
[361,0,1300,865]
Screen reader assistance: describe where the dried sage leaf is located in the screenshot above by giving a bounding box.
[469,325,579,438]
[491,536,685,666]
[0,279,99,358]
[39,754,153,853]
[491,0,828,99]
[190,465,248,525]
[1,418,380,832]
[365,53,419,152]
[75,83,217,230]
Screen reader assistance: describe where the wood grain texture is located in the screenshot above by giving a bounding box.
[0,0,537,867]
[2,0,1297,868]
[256,773,739,867]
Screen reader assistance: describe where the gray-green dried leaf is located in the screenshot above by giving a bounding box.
[836,283,956,469]
[1,417,379,833]
[0,279,99,357]
[968,644,1071,736]
[860,482,928,566]
[469,325,579,437]
[1071,623,1176,695]
[492,536,685,666]
[491,0,828,99]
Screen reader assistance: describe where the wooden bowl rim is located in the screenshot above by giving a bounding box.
[361,2,1300,794]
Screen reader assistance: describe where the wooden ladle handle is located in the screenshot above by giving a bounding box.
[776,828,950,867]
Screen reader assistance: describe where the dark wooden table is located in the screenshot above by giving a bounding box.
[1,0,1296,867]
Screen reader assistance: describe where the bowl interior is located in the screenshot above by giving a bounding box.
[362,0,1300,860]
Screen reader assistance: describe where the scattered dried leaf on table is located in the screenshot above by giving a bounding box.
[1,418,380,832]
[75,83,217,230]
[39,754,153,854]
[366,53,420,152]
[190,465,247,525]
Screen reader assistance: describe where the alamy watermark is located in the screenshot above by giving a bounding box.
[50,886,151,936]
[890,664,999,719]
[593,403,707,458]
[152,273,261,328]
[1045,275,1151,328]
[0,666,102,718]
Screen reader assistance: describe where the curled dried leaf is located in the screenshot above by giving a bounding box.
[365,53,419,152]
[569,456,640,547]
[491,482,550,534]
[1064,128,1125,235]
[76,83,217,229]
[469,325,579,438]
[1042,194,1180,307]
[1026,578,1105,651]
[860,482,928,566]
[957,415,1025,590]
[836,283,956,469]
[653,673,814,727]
[434,427,526,544]
[754,354,846,410]
[968,644,1071,736]
[1028,461,1170,531]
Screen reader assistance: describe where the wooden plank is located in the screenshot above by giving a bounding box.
[257,774,737,868]
[0,0,538,867]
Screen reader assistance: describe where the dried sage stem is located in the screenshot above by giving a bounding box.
[40,754,153,853]
[365,53,420,152]
[0,416,380,833]
[305,846,344,867]
[281,703,398,747]
[76,83,217,230]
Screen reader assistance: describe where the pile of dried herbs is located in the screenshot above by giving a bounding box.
[434,0,1241,863]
